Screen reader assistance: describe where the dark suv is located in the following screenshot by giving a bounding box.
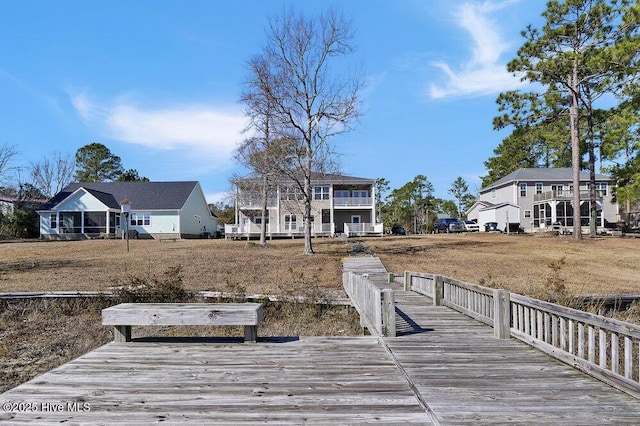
[433,218,466,233]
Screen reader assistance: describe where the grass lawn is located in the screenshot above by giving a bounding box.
[1,233,639,297]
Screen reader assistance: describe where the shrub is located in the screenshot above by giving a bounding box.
[112,266,193,303]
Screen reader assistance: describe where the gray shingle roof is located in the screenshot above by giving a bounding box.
[482,168,612,192]
[41,181,199,211]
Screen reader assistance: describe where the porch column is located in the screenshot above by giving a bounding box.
[329,185,335,231]
[105,211,110,235]
[550,201,557,224]
[371,183,377,223]
[80,211,85,234]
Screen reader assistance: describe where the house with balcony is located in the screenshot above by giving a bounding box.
[226,173,383,239]
[467,168,619,233]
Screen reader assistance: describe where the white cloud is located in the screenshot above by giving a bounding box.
[427,0,526,99]
[205,191,233,205]
[69,92,247,168]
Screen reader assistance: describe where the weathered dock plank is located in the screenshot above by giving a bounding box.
[0,337,431,424]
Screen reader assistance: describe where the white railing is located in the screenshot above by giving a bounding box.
[403,270,640,398]
[333,197,373,207]
[343,271,395,337]
[533,190,605,202]
[225,222,334,236]
[344,222,384,237]
[236,196,278,209]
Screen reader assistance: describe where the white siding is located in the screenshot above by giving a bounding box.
[56,190,108,211]
[179,183,218,236]
[130,211,180,236]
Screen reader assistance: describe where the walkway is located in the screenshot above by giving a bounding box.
[344,256,640,424]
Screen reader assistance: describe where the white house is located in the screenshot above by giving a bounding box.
[467,168,618,233]
[38,181,217,240]
[226,173,383,239]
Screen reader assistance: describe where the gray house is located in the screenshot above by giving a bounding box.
[226,173,383,239]
[38,181,217,240]
[467,168,618,233]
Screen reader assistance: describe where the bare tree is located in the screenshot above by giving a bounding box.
[29,152,76,198]
[236,54,280,246]
[0,144,18,187]
[258,8,362,254]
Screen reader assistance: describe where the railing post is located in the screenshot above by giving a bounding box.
[434,275,444,306]
[494,289,511,339]
[403,270,411,291]
[382,289,396,337]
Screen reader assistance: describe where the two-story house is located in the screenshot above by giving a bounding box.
[226,173,383,239]
[467,168,619,233]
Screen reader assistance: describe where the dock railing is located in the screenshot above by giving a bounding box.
[403,270,640,398]
[343,271,396,337]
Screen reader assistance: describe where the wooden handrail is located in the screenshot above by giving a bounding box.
[342,271,396,337]
[403,270,640,399]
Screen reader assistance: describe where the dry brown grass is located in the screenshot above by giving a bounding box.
[0,238,350,295]
[364,233,640,297]
[1,234,639,297]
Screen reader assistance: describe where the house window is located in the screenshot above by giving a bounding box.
[524,210,531,219]
[351,215,361,223]
[50,213,57,229]
[130,212,150,226]
[535,183,543,194]
[313,186,330,200]
[519,183,527,197]
[254,217,269,225]
[281,186,303,201]
[596,182,607,196]
[334,190,350,198]
[284,214,297,231]
[352,190,369,198]
[491,189,496,199]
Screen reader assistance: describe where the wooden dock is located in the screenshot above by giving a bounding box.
[2,256,640,424]
[344,257,640,424]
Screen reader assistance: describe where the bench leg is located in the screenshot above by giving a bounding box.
[113,325,131,342]
[244,325,257,343]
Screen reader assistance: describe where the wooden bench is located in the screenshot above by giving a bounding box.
[102,303,264,343]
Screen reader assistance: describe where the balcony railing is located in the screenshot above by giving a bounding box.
[333,197,373,207]
[533,190,605,202]
[225,222,335,236]
[237,197,278,209]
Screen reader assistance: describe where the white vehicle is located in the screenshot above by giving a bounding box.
[463,220,479,232]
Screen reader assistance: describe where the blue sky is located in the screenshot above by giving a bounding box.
[0,0,547,203]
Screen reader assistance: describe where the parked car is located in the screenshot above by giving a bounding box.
[484,222,501,233]
[391,225,406,235]
[462,220,479,232]
[433,218,466,233]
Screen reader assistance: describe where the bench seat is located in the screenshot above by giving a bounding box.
[102,303,264,343]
